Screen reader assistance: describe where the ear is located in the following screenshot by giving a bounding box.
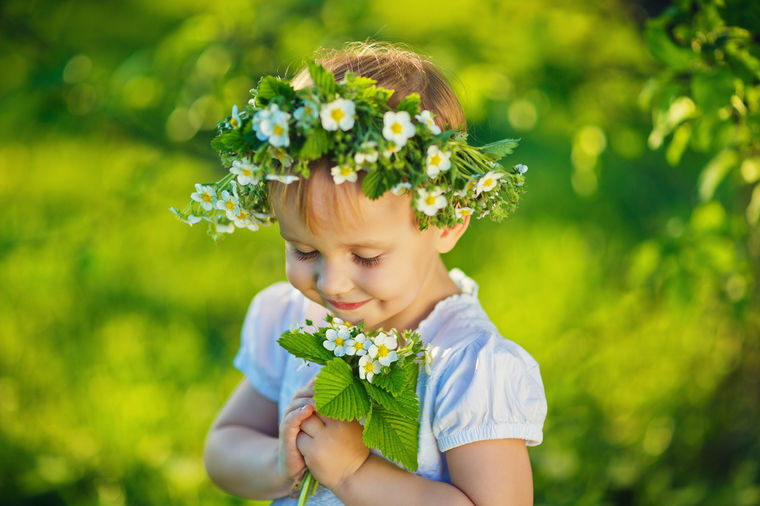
[436,214,471,254]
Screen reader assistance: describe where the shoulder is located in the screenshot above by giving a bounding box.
[422,292,539,379]
[424,295,547,447]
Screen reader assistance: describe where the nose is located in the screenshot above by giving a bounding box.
[316,257,353,297]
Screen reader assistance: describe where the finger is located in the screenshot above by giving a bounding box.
[280,405,311,439]
[299,413,325,436]
[282,397,314,419]
[296,430,313,455]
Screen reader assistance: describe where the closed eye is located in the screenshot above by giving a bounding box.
[353,253,383,267]
[289,246,382,267]
[291,248,318,261]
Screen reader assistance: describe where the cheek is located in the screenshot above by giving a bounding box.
[285,258,313,291]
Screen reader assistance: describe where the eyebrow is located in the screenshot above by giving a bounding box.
[280,232,391,250]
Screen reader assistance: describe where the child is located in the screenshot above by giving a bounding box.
[199,42,547,505]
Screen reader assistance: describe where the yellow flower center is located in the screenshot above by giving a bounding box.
[335,337,344,346]
[225,200,235,210]
[483,177,493,187]
[461,209,472,216]
[230,118,239,128]
[331,108,344,122]
[467,181,475,191]
[340,167,352,177]
[425,195,436,206]
[237,210,248,220]
[354,342,364,350]
[391,122,402,134]
[304,106,312,116]
[242,168,252,176]
[431,154,441,166]
[363,362,374,374]
[377,345,389,358]
[202,193,212,202]
[273,124,284,136]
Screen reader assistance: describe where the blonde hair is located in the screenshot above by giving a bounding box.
[268,41,466,231]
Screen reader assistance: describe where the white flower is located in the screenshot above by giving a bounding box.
[215,189,240,218]
[320,98,356,131]
[217,222,235,234]
[265,174,300,184]
[382,143,402,158]
[455,207,474,219]
[331,165,358,184]
[354,142,378,165]
[229,105,242,129]
[415,110,441,135]
[382,111,415,147]
[454,180,476,198]
[390,182,411,195]
[368,332,399,367]
[416,187,447,217]
[345,333,369,357]
[330,317,344,327]
[323,327,351,357]
[170,207,202,226]
[294,100,319,124]
[475,171,504,196]
[190,183,216,211]
[425,145,452,178]
[358,355,382,383]
[230,158,258,185]
[253,104,291,147]
[230,207,260,231]
[514,163,528,174]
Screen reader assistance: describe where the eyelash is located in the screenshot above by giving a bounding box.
[291,248,383,267]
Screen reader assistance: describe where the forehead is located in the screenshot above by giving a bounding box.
[272,167,417,244]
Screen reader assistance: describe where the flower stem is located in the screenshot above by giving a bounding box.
[297,470,319,506]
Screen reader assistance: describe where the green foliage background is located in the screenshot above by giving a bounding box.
[1,0,758,504]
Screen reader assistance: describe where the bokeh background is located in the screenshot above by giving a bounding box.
[2,0,759,504]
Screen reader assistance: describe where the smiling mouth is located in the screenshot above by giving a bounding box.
[326,298,372,311]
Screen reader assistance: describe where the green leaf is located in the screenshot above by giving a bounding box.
[645,18,697,71]
[277,330,333,365]
[363,381,419,420]
[314,359,371,421]
[371,366,408,395]
[363,405,420,471]
[307,61,337,96]
[478,138,520,159]
[256,76,295,103]
[211,130,247,154]
[299,128,329,159]
[698,149,739,201]
[396,93,421,115]
[361,170,387,200]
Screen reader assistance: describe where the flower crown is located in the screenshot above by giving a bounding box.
[170,61,527,239]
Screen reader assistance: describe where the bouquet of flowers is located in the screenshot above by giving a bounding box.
[277,315,431,505]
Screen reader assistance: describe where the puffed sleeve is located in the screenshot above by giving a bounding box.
[233,282,302,402]
[432,334,547,452]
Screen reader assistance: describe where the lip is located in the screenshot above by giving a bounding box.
[326,298,372,311]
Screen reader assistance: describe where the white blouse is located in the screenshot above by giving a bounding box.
[234,269,547,505]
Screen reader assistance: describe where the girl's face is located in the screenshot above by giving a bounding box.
[271,171,457,331]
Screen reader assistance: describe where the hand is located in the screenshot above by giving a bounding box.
[276,379,317,483]
[296,414,370,491]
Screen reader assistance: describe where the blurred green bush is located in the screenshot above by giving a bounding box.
[1,0,757,504]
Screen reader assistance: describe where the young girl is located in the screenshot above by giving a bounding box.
[198,42,547,505]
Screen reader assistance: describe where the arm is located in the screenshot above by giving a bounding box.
[298,414,533,505]
[203,378,315,500]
